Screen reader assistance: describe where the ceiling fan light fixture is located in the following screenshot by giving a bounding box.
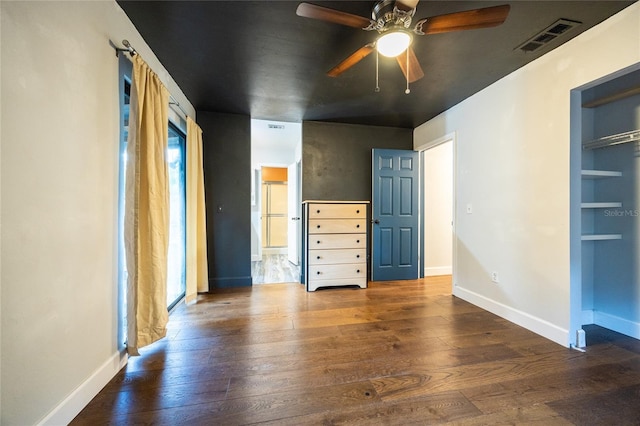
[376,30,412,57]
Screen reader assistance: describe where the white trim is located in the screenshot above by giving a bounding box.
[415,131,457,151]
[424,266,452,276]
[582,309,595,325]
[453,285,569,347]
[594,311,640,340]
[38,350,128,426]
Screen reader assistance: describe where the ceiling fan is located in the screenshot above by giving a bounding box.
[296,0,510,85]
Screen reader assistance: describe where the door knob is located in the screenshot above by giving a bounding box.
[373,219,380,224]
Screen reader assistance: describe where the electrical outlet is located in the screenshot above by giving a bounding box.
[491,271,499,283]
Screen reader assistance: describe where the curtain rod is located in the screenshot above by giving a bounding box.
[113,39,190,119]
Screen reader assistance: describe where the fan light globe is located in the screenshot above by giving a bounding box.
[376,31,411,57]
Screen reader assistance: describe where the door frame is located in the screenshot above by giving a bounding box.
[568,62,640,348]
[287,160,302,265]
[415,132,457,293]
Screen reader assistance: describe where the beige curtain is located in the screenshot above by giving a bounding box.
[186,117,209,303]
[125,54,170,356]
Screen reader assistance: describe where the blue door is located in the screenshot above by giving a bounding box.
[372,149,419,281]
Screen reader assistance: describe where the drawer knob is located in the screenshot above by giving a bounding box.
[317,240,321,244]
[356,224,360,228]
[317,225,321,229]
[356,210,360,214]
[356,240,360,243]
[356,254,360,258]
[316,271,321,275]
[317,209,320,214]
[356,269,361,273]
[316,256,321,259]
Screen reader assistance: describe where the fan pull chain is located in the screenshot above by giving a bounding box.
[405,50,410,94]
[375,49,380,92]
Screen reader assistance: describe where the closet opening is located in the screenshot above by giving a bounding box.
[261,167,288,251]
[570,62,640,348]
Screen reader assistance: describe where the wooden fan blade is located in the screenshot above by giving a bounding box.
[415,4,510,35]
[296,2,372,29]
[396,47,424,83]
[327,44,375,77]
[396,0,419,12]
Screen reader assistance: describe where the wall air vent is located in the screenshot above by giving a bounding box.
[516,18,582,53]
[268,124,285,129]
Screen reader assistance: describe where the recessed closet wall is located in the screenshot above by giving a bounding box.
[575,65,640,343]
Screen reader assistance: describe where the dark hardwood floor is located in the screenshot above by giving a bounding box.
[72,277,640,425]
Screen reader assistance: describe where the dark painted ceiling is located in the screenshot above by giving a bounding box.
[117,1,635,128]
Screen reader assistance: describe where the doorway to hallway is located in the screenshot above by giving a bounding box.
[422,138,453,278]
[250,119,302,284]
[417,133,456,293]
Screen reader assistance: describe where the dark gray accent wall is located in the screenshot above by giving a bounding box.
[199,111,252,289]
[197,116,412,290]
[300,121,413,283]
[302,121,413,201]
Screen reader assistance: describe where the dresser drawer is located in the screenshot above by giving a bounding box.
[308,219,366,234]
[308,263,366,280]
[308,203,366,219]
[308,233,366,249]
[308,248,366,265]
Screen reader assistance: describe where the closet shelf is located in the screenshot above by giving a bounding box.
[581,202,622,208]
[581,169,622,179]
[581,234,622,241]
[582,86,640,108]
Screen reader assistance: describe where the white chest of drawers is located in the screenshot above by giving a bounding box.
[302,201,369,291]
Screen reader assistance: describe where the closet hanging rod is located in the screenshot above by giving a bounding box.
[582,87,640,108]
[113,39,189,119]
[583,129,640,150]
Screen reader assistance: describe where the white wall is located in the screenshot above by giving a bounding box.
[0,2,194,424]
[422,141,453,276]
[414,2,640,346]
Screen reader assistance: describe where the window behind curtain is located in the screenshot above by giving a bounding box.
[167,123,186,310]
[118,55,131,349]
[118,55,187,348]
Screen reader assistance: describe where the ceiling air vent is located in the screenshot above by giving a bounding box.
[516,18,582,53]
[268,124,285,129]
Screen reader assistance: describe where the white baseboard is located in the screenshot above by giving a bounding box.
[453,285,569,347]
[38,350,128,425]
[582,309,595,325]
[424,266,452,276]
[593,311,640,340]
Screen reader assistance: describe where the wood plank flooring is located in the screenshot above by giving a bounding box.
[71,277,640,425]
